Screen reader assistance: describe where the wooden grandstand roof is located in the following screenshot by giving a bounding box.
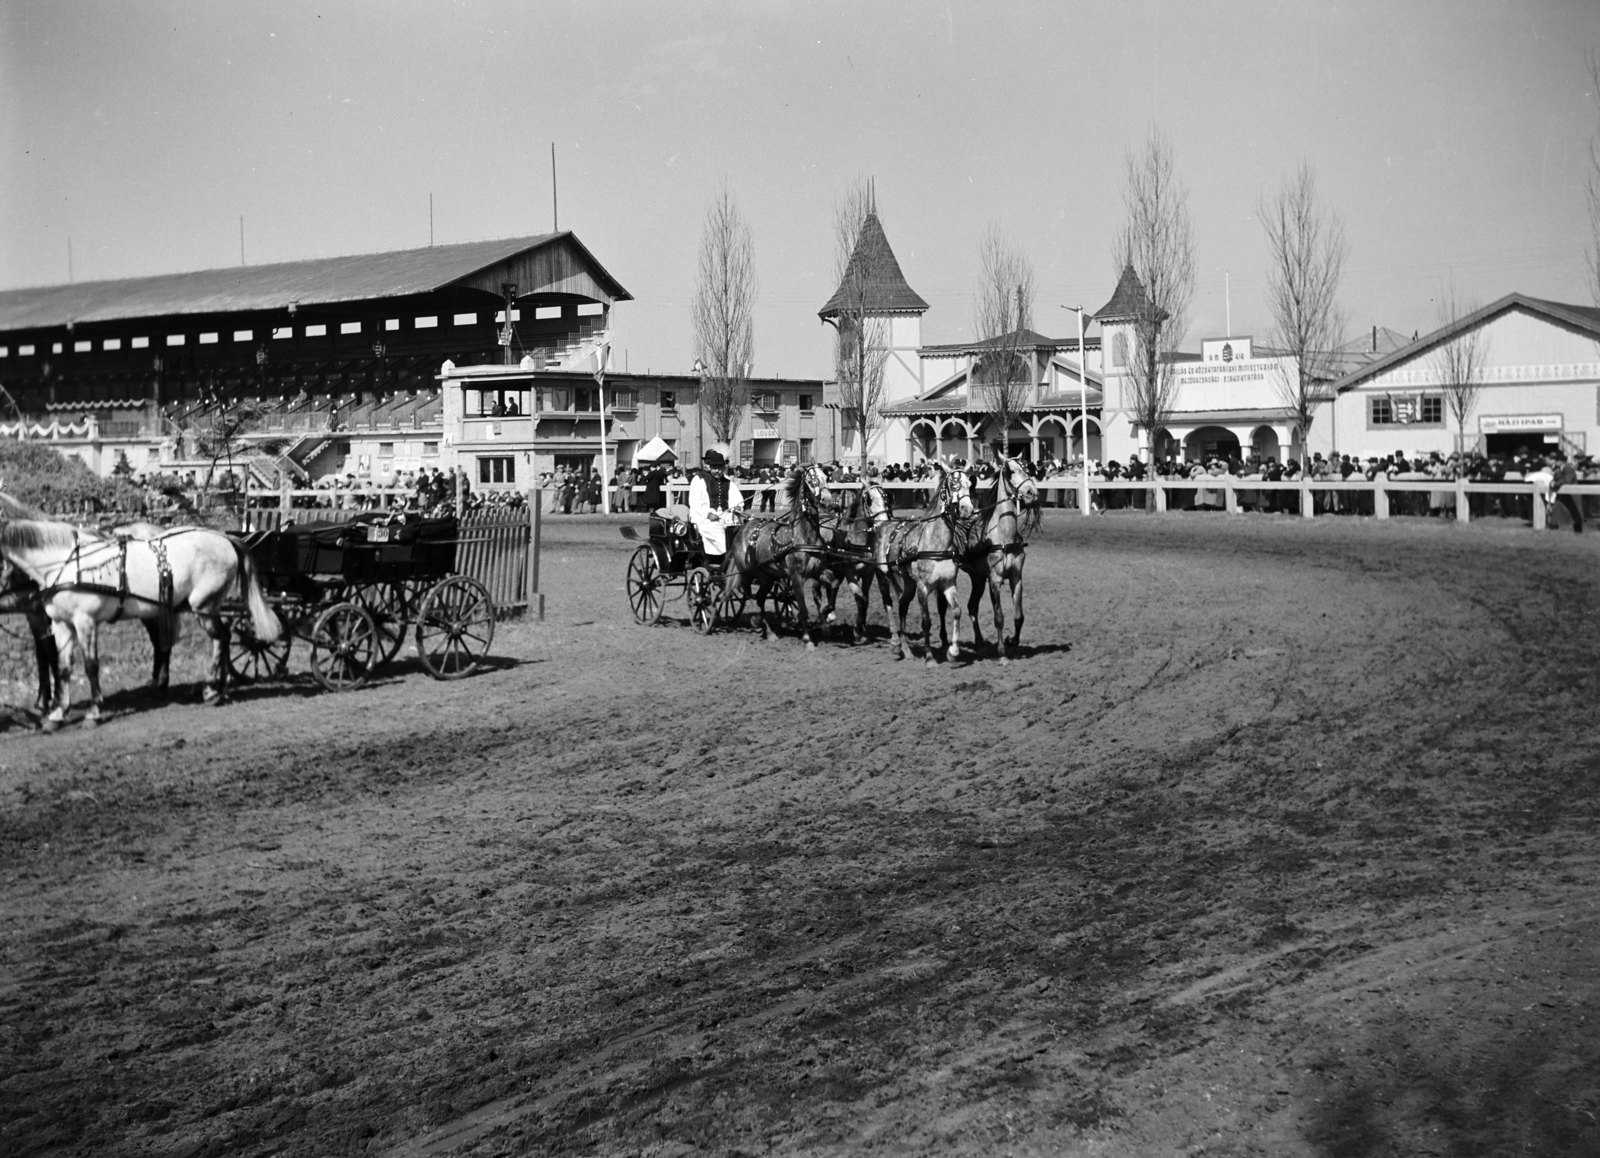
[0,233,632,331]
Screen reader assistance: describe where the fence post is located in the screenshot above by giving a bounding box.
[1532,483,1547,531]
[1224,479,1238,515]
[1374,480,1389,519]
[528,492,544,620]
[455,467,466,520]
[1152,480,1166,513]
[1455,477,1469,523]
[1301,476,1315,519]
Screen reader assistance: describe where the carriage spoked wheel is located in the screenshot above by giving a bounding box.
[626,545,666,625]
[415,575,496,680]
[349,580,420,665]
[309,603,380,692]
[687,568,717,634]
[767,576,799,632]
[225,610,291,684]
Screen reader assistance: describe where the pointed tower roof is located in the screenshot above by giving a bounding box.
[818,212,929,319]
[1094,264,1152,322]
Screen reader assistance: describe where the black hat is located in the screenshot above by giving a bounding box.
[702,449,727,468]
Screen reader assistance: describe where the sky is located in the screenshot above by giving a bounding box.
[3,0,1598,380]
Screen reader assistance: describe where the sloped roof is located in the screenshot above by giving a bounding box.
[0,233,632,331]
[1094,264,1150,321]
[918,328,1089,357]
[818,212,928,318]
[1331,293,1600,394]
[882,352,1103,415]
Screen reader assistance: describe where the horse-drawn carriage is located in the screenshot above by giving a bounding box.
[227,512,495,690]
[619,504,798,634]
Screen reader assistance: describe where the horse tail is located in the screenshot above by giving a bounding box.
[233,540,282,643]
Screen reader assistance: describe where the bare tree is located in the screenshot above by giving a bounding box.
[1116,128,1196,456]
[828,177,892,470]
[193,400,288,501]
[1435,282,1490,453]
[971,224,1036,459]
[1260,162,1348,469]
[691,182,757,446]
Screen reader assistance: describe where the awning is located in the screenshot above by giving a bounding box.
[633,435,677,465]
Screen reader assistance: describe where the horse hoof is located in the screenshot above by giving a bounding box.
[41,718,62,734]
[998,655,1010,666]
[84,715,101,728]
[804,640,816,651]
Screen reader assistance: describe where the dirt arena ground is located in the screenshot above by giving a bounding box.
[2,509,1598,1157]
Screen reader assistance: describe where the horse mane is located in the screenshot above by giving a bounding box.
[782,472,803,506]
[0,517,79,552]
[0,491,43,521]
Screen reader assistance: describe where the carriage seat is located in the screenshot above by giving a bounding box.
[656,503,693,525]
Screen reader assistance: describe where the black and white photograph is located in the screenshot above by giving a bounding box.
[3,2,1600,1154]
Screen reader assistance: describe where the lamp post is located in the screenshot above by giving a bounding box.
[1062,305,1091,517]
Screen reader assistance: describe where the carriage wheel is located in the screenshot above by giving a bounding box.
[225,611,291,684]
[687,568,717,634]
[309,603,379,692]
[626,545,665,625]
[416,576,495,680]
[769,577,798,631]
[350,581,417,665]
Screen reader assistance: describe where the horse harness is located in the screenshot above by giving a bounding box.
[36,529,180,623]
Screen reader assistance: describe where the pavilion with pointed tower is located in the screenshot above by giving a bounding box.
[817,196,929,464]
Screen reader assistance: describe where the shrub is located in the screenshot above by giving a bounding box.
[0,440,147,514]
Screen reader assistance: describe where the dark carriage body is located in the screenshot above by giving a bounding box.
[226,512,493,691]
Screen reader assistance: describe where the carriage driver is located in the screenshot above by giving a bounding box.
[689,444,745,562]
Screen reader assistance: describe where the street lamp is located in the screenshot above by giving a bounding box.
[1061,305,1091,517]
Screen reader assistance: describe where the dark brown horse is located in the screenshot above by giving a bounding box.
[880,463,977,665]
[960,457,1041,664]
[822,479,895,645]
[721,464,839,647]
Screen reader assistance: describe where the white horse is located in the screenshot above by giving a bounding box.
[0,496,280,730]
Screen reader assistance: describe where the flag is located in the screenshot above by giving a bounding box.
[592,342,611,383]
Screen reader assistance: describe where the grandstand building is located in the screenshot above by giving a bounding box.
[0,233,830,487]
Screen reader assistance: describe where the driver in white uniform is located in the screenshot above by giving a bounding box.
[689,445,745,560]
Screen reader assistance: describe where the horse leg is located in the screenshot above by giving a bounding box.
[42,620,77,732]
[943,573,964,665]
[197,612,230,704]
[1006,562,1025,654]
[790,565,817,650]
[74,615,107,727]
[891,569,916,661]
[987,565,1008,664]
[29,612,58,716]
[965,565,988,656]
[916,577,937,667]
[144,614,172,695]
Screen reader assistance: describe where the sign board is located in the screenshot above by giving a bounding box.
[1478,413,1562,433]
[752,426,780,439]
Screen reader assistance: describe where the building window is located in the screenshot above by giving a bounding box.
[199,333,219,345]
[52,342,62,354]
[535,305,562,320]
[73,340,91,353]
[538,387,570,412]
[739,439,754,462]
[610,389,637,410]
[798,393,814,413]
[1421,396,1443,424]
[1371,396,1394,425]
[378,442,394,475]
[577,302,603,316]
[232,330,252,342]
[166,335,185,347]
[575,386,600,411]
[0,347,7,357]
[272,327,292,339]
[341,321,361,335]
[415,316,438,329]
[423,441,439,457]
[493,309,523,323]
[131,337,148,349]
[19,345,34,356]
[659,390,676,411]
[799,438,814,463]
[335,439,352,456]
[103,338,122,350]
[305,324,327,337]
[1112,332,1128,368]
[385,319,399,331]
[478,455,515,484]
[751,390,779,411]
[453,313,476,326]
